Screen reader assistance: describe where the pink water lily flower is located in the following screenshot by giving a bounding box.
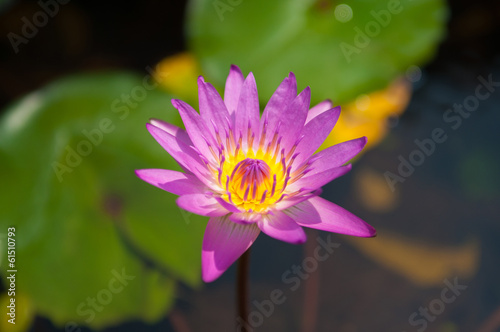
[136,65,376,282]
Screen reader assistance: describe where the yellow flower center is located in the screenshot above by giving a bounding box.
[218,148,290,212]
[208,122,299,213]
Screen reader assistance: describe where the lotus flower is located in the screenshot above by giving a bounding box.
[136,65,376,282]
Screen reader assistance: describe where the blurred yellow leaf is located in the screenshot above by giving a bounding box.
[353,167,399,213]
[155,52,200,102]
[322,78,411,152]
[348,232,479,287]
[0,292,35,332]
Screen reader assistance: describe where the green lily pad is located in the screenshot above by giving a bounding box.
[0,72,207,329]
[187,0,447,104]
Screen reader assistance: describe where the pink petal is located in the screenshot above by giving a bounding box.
[287,165,352,192]
[172,99,217,164]
[298,137,367,174]
[213,196,242,213]
[229,212,262,224]
[305,100,333,124]
[279,86,311,153]
[198,76,230,140]
[177,194,229,217]
[235,72,260,150]
[149,118,192,145]
[293,106,341,168]
[224,65,245,117]
[135,169,206,195]
[202,216,260,282]
[258,210,306,244]
[261,72,297,140]
[286,196,376,237]
[146,124,218,190]
[273,189,322,211]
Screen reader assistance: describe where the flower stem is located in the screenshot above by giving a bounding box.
[301,229,320,332]
[236,248,251,331]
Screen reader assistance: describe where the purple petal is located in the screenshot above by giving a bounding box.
[258,210,306,244]
[297,137,367,174]
[198,76,230,139]
[202,216,260,282]
[273,189,322,211]
[279,87,311,153]
[146,123,218,190]
[286,196,376,237]
[149,118,192,145]
[224,65,245,117]
[172,99,217,163]
[293,106,341,168]
[235,72,260,150]
[177,194,229,217]
[229,212,262,224]
[287,165,352,192]
[135,169,206,195]
[305,100,333,124]
[213,196,242,213]
[261,72,297,139]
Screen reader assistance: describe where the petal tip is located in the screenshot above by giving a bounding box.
[171,99,181,108]
[358,136,368,149]
[366,226,377,238]
[201,270,219,283]
[230,64,243,74]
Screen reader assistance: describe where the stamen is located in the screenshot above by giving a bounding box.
[291,163,310,178]
[230,160,245,179]
[260,190,268,204]
[198,153,210,166]
[252,179,257,200]
[276,193,288,203]
[270,174,277,197]
[227,192,234,204]
[240,173,248,190]
[286,138,301,161]
[219,143,225,156]
[236,134,243,156]
[206,140,219,163]
[286,153,300,174]
[248,132,255,153]
[281,156,287,175]
[243,186,250,201]
[289,169,311,184]
[281,175,291,192]
[217,167,222,184]
[273,136,282,159]
[247,121,252,149]
[265,142,272,155]
[219,155,225,169]
[229,128,236,153]
[258,118,268,150]
[234,143,240,157]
